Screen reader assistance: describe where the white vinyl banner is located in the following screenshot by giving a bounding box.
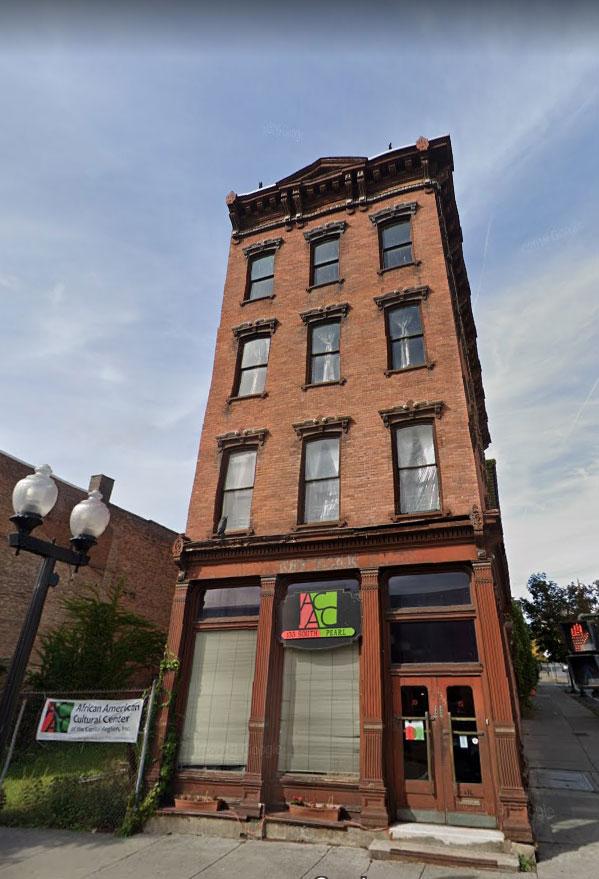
[36,698,144,743]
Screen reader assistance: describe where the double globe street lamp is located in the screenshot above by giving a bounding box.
[0,465,110,759]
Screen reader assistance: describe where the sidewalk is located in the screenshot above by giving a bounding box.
[1,682,598,878]
[524,681,599,877]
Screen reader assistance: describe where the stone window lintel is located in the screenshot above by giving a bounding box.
[293,416,352,439]
[300,303,350,324]
[374,286,430,310]
[242,237,283,259]
[303,220,347,243]
[379,400,444,429]
[216,428,269,451]
[232,318,279,339]
[369,201,418,226]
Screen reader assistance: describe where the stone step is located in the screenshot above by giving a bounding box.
[388,821,507,852]
[369,839,521,873]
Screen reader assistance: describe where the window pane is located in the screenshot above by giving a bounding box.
[305,438,339,479]
[305,478,339,522]
[382,220,411,249]
[383,244,413,269]
[401,686,430,780]
[389,620,479,664]
[314,262,339,285]
[391,336,425,370]
[238,366,267,396]
[447,685,482,783]
[241,337,270,368]
[200,586,261,619]
[311,353,340,384]
[396,424,436,468]
[399,466,439,513]
[179,630,257,769]
[313,238,339,266]
[278,644,359,774]
[222,488,253,530]
[224,450,257,490]
[249,276,274,300]
[250,253,274,280]
[389,571,471,609]
[287,578,359,597]
[388,305,422,339]
[311,321,339,354]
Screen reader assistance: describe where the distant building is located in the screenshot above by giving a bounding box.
[154,136,531,843]
[0,451,177,677]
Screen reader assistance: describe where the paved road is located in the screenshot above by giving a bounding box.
[1,682,598,878]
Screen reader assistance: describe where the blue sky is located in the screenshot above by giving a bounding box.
[0,4,598,594]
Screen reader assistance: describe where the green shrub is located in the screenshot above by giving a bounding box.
[511,600,539,709]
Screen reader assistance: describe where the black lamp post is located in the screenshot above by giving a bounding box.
[0,465,110,760]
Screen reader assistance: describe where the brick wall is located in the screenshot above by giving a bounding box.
[186,186,483,540]
[0,452,177,671]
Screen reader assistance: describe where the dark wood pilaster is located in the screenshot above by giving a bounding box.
[358,567,389,826]
[240,575,278,817]
[472,561,532,842]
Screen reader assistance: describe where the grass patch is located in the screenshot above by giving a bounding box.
[1,742,132,832]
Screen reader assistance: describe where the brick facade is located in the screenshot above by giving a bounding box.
[155,138,532,842]
[0,451,177,675]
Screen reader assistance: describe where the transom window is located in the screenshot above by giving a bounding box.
[309,320,340,384]
[302,437,340,523]
[236,336,270,397]
[387,304,425,370]
[395,424,439,514]
[388,571,471,610]
[248,252,275,300]
[381,218,412,269]
[312,238,340,286]
[220,448,257,532]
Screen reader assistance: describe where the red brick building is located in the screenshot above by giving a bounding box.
[0,451,177,676]
[157,136,531,842]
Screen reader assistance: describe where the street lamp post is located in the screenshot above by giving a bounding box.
[0,465,110,760]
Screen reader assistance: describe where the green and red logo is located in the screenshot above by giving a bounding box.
[280,589,360,648]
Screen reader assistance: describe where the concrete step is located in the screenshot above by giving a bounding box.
[388,821,507,851]
[369,838,521,873]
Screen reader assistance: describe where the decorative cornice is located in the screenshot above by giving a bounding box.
[293,416,351,438]
[232,318,279,339]
[216,428,269,450]
[242,237,283,258]
[300,303,350,324]
[303,220,347,243]
[379,400,444,428]
[369,201,418,226]
[374,286,429,310]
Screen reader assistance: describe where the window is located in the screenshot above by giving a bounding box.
[235,336,270,397]
[248,252,275,300]
[302,437,340,523]
[312,238,339,286]
[381,218,412,269]
[179,629,257,770]
[309,320,340,384]
[220,449,257,532]
[388,571,470,610]
[200,585,261,619]
[387,304,425,370]
[278,643,359,774]
[395,424,439,514]
[389,620,478,664]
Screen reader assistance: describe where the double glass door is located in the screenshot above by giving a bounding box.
[392,676,493,823]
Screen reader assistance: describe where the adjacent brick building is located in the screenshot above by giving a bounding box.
[155,136,531,843]
[0,451,177,675]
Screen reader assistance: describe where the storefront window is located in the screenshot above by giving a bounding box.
[388,571,471,609]
[179,629,257,770]
[390,620,478,664]
[278,643,359,775]
[200,585,261,619]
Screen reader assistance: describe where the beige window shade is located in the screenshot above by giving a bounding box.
[179,629,257,770]
[278,644,359,775]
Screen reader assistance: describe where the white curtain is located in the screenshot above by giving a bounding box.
[278,645,359,775]
[179,629,257,769]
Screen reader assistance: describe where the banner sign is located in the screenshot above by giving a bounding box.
[279,589,361,650]
[36,698,144,743]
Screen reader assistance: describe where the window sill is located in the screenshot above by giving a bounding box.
[390,508,450,523]
[227,392,268,405]
[385,361,434,376]
[211,527,255,539]
[301,378,346,391]
[306,278,345,293]
[292,519,348,532]
[240,294,276,306]
[377,261,421,276]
